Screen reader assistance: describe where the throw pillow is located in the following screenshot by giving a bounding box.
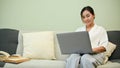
[104,42,117,57]
[104,42,116,64]
[22,31,56,60]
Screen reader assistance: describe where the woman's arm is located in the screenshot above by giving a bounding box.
[92,27,108,53]
[92,46,106,53]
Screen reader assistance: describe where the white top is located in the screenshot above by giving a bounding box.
[76,24,108,48]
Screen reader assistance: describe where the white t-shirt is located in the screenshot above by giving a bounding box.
[76,24,108,49]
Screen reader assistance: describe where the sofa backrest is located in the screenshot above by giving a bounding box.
[107,31,120,60]
[6,30,119,60]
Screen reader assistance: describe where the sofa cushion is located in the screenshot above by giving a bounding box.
[4,60,66,68]
[23,31,56,60]
[97,61,120,68]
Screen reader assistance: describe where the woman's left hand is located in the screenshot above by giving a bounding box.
[92,46,106,53]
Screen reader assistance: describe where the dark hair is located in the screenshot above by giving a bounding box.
[80,6,95,17]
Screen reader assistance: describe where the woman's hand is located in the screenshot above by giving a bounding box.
[92,46,106,53]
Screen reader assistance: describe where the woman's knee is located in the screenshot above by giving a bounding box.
[69,54,80,59]
[66,54,80,61]
[81,54,96,64]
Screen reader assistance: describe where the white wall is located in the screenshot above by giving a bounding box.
[0,0,120,31]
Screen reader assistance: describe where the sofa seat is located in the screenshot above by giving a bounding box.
[4,59,66,68]
[98,60,120,68]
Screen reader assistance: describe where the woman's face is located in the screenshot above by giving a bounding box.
[81,10,95,26]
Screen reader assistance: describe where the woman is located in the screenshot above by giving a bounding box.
[66,6,108,68]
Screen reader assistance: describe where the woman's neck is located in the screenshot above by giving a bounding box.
[86,23,95,32]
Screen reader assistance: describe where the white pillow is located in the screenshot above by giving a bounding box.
[104,42,116,57]
[104,42,116,64]
[22,31,56,60]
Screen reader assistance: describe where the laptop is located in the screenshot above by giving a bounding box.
[56,31,93,54]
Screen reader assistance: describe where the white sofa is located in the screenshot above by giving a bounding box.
[3,30,120,68]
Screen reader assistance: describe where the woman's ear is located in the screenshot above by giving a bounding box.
[93,15,95,19]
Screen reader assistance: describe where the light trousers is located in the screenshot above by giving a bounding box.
[66,53,105,68]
